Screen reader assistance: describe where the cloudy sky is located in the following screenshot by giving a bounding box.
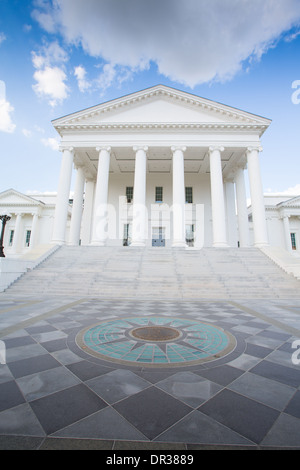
[1,0,300,196]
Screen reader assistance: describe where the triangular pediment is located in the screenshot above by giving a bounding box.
[53,85,271,132]
[0,189,44,207]
[279,195,300,208]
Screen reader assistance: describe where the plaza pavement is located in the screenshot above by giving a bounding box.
[1,293,300,450]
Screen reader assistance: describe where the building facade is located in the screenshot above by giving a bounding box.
[0,190,70,257]
[50,85,271,249]
[251,194,300,254]
[4,85,291,255]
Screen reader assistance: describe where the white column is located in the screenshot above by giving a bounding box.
[91,147,111,246]
[30,213,40,249]
[52,147,74,244]
[224,178,237,247]
[12,213,23,253]
[172,146,186,247]
[69,166,85,245]
[235,166,250,247]
[209,146,228,247]
[246,146,269,247]
[81,179,95,245]
[132,146,148,246]
[283,215,292,252]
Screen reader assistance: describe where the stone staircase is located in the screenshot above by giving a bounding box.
[3,246,300,299]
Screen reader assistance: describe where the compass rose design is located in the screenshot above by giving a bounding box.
[76,316,236,367]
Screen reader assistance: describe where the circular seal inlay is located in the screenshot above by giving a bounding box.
[76,316,236,368]
[130,326,181,342]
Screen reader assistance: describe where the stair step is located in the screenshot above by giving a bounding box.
[5,246,300,299]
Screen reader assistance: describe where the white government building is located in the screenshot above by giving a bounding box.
[1,85,300,257]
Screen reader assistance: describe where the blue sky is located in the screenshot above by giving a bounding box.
[1,0,300,197]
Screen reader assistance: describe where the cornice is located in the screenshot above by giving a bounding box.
[54,122,269,136]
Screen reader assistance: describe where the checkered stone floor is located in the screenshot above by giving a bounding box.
[1,297,300,449]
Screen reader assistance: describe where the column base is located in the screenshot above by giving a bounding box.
[131,241,146,247]
[254,242,269,248]
[90,241,106,247]
[51,240,65,246]
[212,242,229,248]
[172,241,187,248]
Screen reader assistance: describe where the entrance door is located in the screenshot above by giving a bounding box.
[152,227,165,247]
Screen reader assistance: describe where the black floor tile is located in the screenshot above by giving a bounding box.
[257,331,291,341]
[113,386,192,440]
[8,354,61,379]
[66,360,114,381]
[4,336,36,349]
[0,381,25,412]
[199,389,280,444]
[30,383,108,435]
[284,390,300,419]
[250,361,300,388]
[42,338,68,353]
[244,343,273,358]
[195,365,244,386]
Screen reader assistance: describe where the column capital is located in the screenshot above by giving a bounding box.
[96,146,111,153]
[133,145,148,153]
[246,146,263,154]
[171,146,186,153]
[279,212,290,220]
[59,146,74,153]
[209,145,224,153]
[224,175,235,183]
[234,162,247,173]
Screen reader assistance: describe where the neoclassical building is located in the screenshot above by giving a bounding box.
[48,84,271,249]
[259,194,300,253]
[0,190,61,257]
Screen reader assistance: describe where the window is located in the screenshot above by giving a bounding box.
[155,186,163,203]
[126,186,133,203]
[25,230,31,247]
[9,230,14,246]
[291,233,297,250]
[185,187,193,203]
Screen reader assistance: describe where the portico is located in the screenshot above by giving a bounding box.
[51,85,271,249]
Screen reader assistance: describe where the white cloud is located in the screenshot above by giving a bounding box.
[33,66,69,106]
[97,63,116,92]
[41,136,60,151]
[0,81,16,133]
[0,99,16,133]
[32,0,300,87]
[280,184,300,195]
[31,0,59,33]
[74,65,91,92]
[32,41,69,106]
